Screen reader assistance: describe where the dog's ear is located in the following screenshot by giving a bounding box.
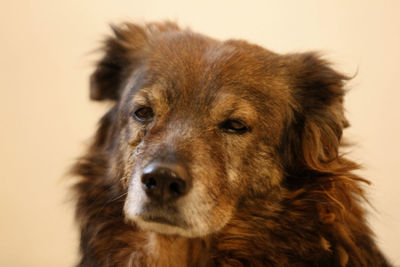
[90,24,148,101]
[282,53,350,176]
[90,22,180,101]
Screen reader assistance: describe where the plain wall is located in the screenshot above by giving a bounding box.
[1,0,399,266]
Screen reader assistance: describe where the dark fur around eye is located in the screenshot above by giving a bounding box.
[219,119,250,134]
[132,106,154,122]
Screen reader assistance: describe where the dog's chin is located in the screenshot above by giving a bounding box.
[123,191,233,238]
[129,215,207,238]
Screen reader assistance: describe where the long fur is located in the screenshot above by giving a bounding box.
[71,22,390,266]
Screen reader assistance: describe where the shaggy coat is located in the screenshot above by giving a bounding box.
[72,22,391,266]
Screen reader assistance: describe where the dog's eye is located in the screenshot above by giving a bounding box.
[132,107,154,122]
[219,119,249,134]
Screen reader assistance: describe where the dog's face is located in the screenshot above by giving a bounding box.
[90,23,347,238]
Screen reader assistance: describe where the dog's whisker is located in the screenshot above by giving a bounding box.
[107,192,128,203]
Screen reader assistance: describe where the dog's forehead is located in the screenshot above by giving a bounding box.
[139,32,285,100]
[147,32,275,77]
[121,31,292,124]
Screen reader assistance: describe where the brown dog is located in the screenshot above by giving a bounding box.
[72,22,390,266]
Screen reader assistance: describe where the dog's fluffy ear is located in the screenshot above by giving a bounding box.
[283,53,350,175]
[90,24,148,101]
[90,22,180,101]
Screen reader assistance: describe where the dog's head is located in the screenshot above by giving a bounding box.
[90,22,348,237]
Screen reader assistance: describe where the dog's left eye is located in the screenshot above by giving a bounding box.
[219,119,250,134]
[132,106,154,122]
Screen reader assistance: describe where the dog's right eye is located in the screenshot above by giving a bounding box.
[132,107,154,122]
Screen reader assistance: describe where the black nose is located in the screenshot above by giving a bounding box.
[141,163,191,202]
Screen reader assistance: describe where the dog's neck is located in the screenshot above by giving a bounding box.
[145,233,189,266]
[141,232,210,267]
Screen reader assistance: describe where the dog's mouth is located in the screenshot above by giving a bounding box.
[141,215,180,227]
[129,201,189,229]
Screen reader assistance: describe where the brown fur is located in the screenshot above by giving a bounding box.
[71,22,391,266]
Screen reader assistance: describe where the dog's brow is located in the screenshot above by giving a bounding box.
[212,92,257,121]
[132,85,170,114]
[132,85,160,102]
[132,90,150,105]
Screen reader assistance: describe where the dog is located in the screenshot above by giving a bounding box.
[72,22,391,266]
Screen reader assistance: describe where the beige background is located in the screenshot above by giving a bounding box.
[1,0,399,266]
